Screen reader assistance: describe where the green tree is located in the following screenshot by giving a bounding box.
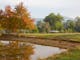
[44,13,63,31]
[45,22,51,33]
[64,20,75,32]
[44,13,56,30]
[75,17,80,32]
[37,21,50,33]
[37,21,45,33]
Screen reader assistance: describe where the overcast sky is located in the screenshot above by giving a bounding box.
[0,0,80,18]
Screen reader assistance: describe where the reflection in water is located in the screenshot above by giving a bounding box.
[0,41,34,60]
[0,41,66,60]
[31,44,66,60]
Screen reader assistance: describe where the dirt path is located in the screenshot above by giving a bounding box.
[0,34,80,49]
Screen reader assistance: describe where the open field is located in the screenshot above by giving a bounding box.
[0,33,80,49]
[19,33,80,42]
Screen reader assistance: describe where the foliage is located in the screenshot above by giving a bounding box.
[37,21,50,33]
[64,20,75,32]
[75,17,80,32]
[0,41,34,60]
[37,13,80,33]
[44,13,63,31]
[0,3,36,33]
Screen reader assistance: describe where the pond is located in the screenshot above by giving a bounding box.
[31,44,66,60]
[1,41,66,60]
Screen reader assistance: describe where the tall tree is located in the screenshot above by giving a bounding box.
[75,17,80,32]
[44,13,63,31]
[37,21,45,33]
[0,2,36,33]
[64,20,75,32]
[37,21,50,33]
[15,3,36,32]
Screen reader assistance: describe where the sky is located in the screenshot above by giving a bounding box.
[0,0,80,18]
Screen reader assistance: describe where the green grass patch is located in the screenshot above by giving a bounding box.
[20,33,80,42]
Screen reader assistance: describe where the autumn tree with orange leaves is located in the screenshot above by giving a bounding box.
[0,2,36,33]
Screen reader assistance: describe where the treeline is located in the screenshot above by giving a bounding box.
[0,2,80,33]
[37,13,80,33]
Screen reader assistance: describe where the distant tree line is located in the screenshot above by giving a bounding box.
[0,2,80,33]
[37,13,80,33]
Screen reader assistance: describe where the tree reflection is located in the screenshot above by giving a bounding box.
[0,41,34,60]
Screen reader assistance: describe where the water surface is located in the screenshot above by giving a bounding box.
[31,44,66,60]
[1,41,66,60]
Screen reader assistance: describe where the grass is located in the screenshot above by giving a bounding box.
[19,33,80,42]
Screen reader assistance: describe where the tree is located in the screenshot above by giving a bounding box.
[0,10,5,31]
[45,22,51,33]
[15,3,36,32]
[37,21,50,33]
[44,13,63,31]
[37,21,45,33]
[44,13,56,30]
[75,17,80,32]
[0,2,36,33]
[64,20,75,32]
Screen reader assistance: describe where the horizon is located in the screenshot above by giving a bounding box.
[0,0,80,18]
